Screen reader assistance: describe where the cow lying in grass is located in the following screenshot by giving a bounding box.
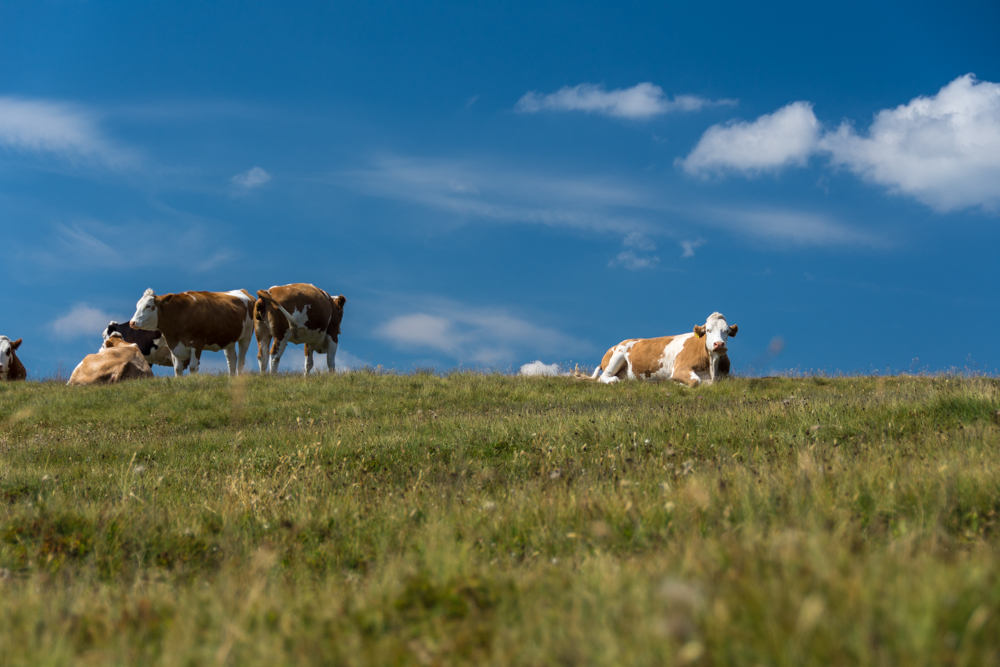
[591,312,738,387]
[0,336,26,381]
[68,334,154,386]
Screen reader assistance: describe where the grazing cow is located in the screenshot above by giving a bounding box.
[591,312,739,387]
[68,334,154,386]
[101,321,178,368]
[0,336,26,381]
[254,283,346,374]
[130,288,255,376]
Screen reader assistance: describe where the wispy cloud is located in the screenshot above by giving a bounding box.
[232,166,271,190]
[0,97,132,167]
[374,296,589,365]
[24,219,237,274]
[515,83,735,119]
[680,74,1000,212]
[342,155,879,248]
[519,360,565,376]
[705,208,884,247]
[344,156,654,234]
[609,232,659,269]
[51,304,116,339]
[680,239,705,257]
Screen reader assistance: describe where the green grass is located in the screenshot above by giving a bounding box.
[2,372,1000,665]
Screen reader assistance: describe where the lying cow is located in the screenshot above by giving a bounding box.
[591,312,739,387]
[254,283,346,374]
[130,288,255,376]
[0,336,26,381]
[101,321,178,368]
[68,333,154,386]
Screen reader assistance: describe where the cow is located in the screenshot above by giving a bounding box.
[254,283,346,374]
[129,288,256,376]
[0,336,26,381]
[591,312,739,387]
[68,333,155,386]
[101,321,178,369]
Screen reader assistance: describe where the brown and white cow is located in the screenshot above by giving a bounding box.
[0,336,26,381]
[254,283,346,374]
[68,333,155,386]
[101,321,177,368]
[591,312,739,387]
[130,288,255,376]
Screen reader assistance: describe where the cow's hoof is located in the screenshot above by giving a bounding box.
[599,374,619,384]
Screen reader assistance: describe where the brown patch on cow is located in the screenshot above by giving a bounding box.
[1,337,27,381]
[68,341,153,386]
[627,337,677,378]
[153,291,254,354]
[599,340,637,379]
[671,335,731,386]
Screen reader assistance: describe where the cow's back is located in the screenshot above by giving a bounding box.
[69,344,153,386]
[159,291,254,348]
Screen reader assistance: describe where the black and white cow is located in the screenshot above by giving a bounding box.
[102,321,176,368]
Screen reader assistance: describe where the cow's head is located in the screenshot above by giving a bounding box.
[0,336,22,376]
[130,288,159,330]
[693,312,738,354]
[102,321,125,342]
[330,295,346,336]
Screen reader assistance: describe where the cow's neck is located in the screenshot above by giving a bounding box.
[708,350,722,381]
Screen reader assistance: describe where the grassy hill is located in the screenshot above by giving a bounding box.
[2,372,999,665]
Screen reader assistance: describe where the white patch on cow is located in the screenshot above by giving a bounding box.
[130,289,159,330]
[689,370,702,384]
[598,372,619,384]
[0,336,12,378]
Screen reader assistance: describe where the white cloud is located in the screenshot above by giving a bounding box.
[680,102,820,175]
[609,232,659,269]
[819,74,1000,211]
[516,83,735,119]
[0,97,130,166]
[519,360,564,377]
[681,74,1000,212]
[232,166,271,189]
[680,239,705,257]
[51,304,116,339]
[375,298,588,365]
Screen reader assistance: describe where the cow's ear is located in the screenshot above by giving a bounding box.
[333,295,346,309]
[11,338,22,350]
[727,324,738,337]
[693,325,706,338]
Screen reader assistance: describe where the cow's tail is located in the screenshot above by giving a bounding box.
[570,363,601,381]
[256,289,303,337]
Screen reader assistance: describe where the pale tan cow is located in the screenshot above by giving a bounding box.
[254,283,346,374]
[130,288,255,376]
[591,312,739,387]
[67,334,154,386]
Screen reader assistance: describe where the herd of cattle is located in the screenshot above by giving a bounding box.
[0,281,738,388]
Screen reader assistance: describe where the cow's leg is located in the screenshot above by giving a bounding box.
[326,337,338,372]
[671,367,701,388]
[189,348,203,374]
[236,333,252,375]
[598,348,627,384]
[269,332,291,373]
[170,343,189,376]
[304,345,313,375]
[257,331,271,374]
[223,343,238,376]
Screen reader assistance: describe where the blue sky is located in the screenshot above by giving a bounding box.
[2,1,999,377]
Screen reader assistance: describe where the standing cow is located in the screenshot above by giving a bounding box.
[130,288,255,376]
[0,336,26,381]
[591,312,739,387]
[254,283,346,374]
[101,321,178,368]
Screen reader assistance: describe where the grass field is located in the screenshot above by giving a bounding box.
[2,372,1000,665]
